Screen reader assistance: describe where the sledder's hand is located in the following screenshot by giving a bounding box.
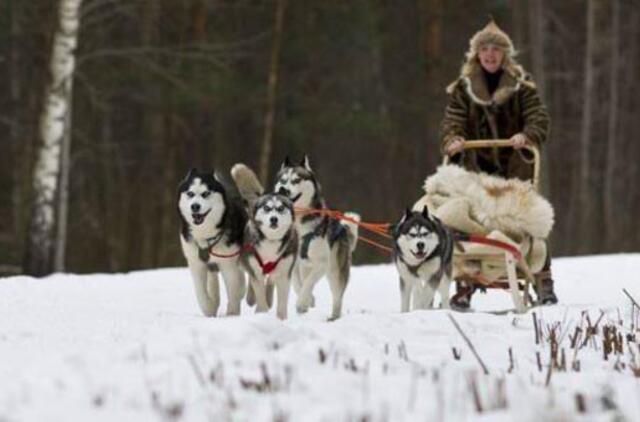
[510,133,528,149]
[446,137,465,155]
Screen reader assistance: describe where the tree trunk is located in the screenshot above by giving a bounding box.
[576,0,596,252]
[24,0,84,276]
[509,0,527,49]
[259,0,287,184]
[528,0,551,196]
[422,0,442,172]
[604,0,620,249]
[9,2,23,267]
[53,80,73,272]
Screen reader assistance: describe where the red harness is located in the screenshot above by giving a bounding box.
[248,246,284,275]
[208,243,284,275]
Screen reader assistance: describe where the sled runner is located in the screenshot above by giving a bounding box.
[414,140,552,313]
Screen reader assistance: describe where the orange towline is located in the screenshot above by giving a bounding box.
[294,207,394,255]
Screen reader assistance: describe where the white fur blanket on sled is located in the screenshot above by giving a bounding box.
[413,165,554,241]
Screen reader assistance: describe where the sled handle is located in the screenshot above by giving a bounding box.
[442,139,540,191]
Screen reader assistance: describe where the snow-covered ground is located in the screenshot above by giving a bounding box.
[1,254,640,421]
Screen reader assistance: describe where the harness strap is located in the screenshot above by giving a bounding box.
[208,244,247,259]
[208,243,286,276]
[199,232,226,261]
[249,246,285,275]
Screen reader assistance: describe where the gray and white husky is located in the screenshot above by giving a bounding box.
[231,163,298,320]
[274,156,359,320]
[178,169,247,317]
[392,207,453,312]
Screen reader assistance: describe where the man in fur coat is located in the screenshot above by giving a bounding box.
[440,19,558,308]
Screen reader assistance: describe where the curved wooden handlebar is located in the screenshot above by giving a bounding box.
[442,139,540,191]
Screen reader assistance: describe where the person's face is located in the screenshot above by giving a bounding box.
[478,44,504,74]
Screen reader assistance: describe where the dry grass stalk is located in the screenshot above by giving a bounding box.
[507,348,514,373]
[448,313,489,375]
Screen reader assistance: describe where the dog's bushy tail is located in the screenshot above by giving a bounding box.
[341,212,360,253]
[231,164,264,206]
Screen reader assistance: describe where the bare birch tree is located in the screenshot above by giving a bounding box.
[24,0,84,276]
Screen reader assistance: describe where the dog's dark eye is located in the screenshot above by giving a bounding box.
[263,206,272,212]
[201,191,210,198]
[276,205,285,213]
[187,191,195,198]
[291,178,301,185]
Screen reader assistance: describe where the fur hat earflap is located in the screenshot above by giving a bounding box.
[466,19,515,59]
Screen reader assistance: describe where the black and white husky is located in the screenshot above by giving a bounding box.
[274,156,359,320]
[231,163,298,320]
[178,169,247,317]
[392,207,454,312]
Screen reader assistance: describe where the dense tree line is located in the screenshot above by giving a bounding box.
[1,0,638,275]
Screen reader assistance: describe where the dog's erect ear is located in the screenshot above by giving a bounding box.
[421,206,430,219]
[301,154,312,171]
[281,156,292,170]
[394,207,412,235]
[405,207,413,220]
[181,168,197,185]
[390,223,399,238]
[398,207,412,226]
[212,170,222,183]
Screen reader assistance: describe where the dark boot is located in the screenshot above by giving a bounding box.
[535,250,558,305]
[451,281,475,310]
[534,271,558,305]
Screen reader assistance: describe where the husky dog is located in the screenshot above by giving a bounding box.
[274,156,359,320]
[392,207,454,312]
[231,164,298,320]
[178,169,247,317]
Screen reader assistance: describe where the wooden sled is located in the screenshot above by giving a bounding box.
[444,139,543,313]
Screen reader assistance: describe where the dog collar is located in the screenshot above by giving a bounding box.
[205,232,225,247]
[198,232,225,262]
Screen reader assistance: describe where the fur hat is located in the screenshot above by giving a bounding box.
[466,19,515,59]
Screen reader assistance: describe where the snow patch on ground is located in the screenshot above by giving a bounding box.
[1,255,640,421]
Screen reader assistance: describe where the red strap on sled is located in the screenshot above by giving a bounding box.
[454,232,523,261]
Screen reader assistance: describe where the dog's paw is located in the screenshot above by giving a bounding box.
[226,306,241,316]
[201,308,218,317]
[246,284,256,306]
[197,300,219,317]
[296,297,310,314]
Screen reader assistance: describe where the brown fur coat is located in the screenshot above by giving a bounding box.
[440,60,550,181]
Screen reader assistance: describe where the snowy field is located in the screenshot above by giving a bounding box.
[1,254,640,421]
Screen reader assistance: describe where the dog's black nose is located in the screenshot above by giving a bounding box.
[270,216,278,226]
[278,187,290,197]
[191,203,201,213]
[417,242,425,251]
